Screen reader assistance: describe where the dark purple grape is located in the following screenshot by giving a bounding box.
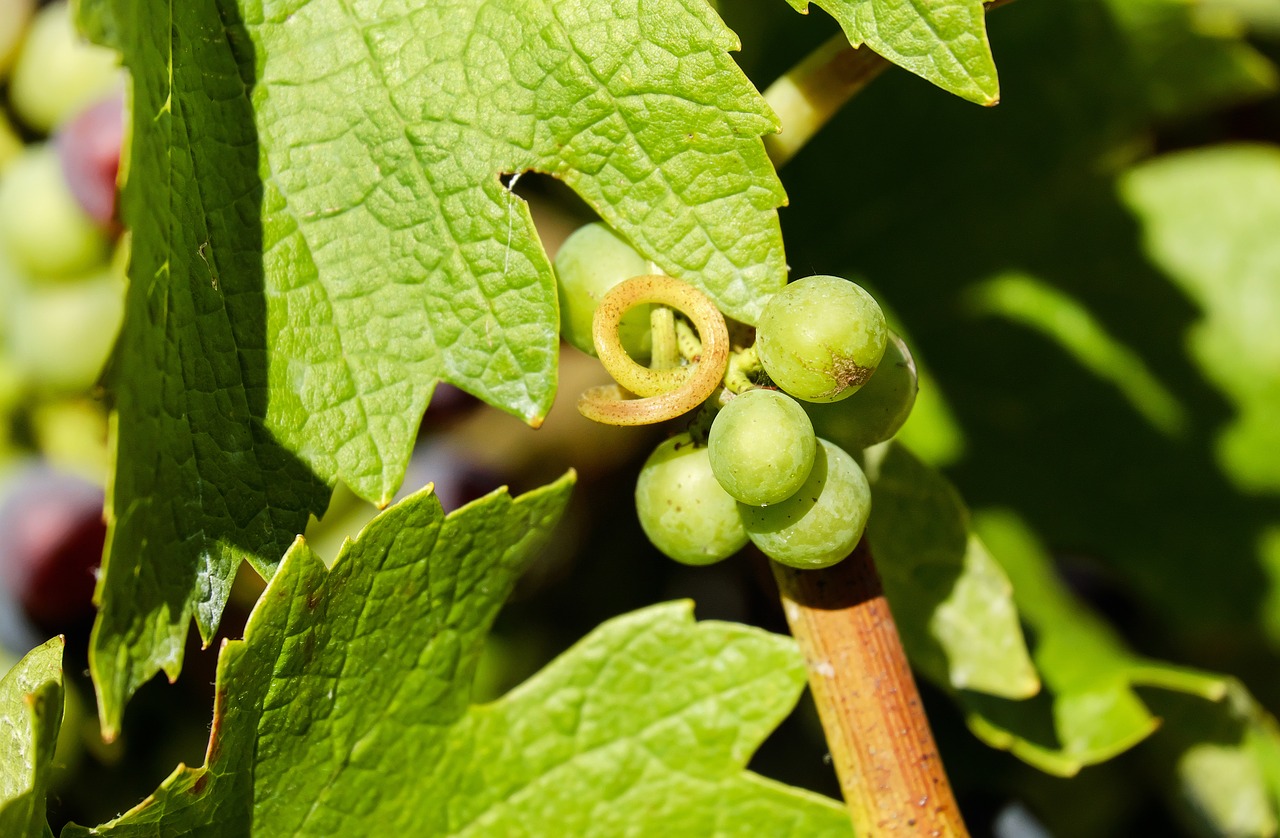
[0,462,105,631]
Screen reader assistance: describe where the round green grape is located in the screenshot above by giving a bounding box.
[740,438,870,570]
[756,275,888,403]
[635,433,748,566]
[554,222,652,361]
[708,388,816,506]
[0,145,109,280]
[805,332,918,452]
[9,1,122,134]
[8,267,124,392]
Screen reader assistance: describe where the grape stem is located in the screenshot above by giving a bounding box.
[772,542,969,837]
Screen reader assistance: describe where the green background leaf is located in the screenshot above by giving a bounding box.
[83,0,788,733]
[0,637,64,838]
[863,441,1038,700]
[65,475,848,836]
[972,509,1280,833]
[1120,145,1280,496]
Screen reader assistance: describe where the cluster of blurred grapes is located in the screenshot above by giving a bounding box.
[0,0,123,652]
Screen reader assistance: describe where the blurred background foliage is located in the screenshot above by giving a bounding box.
[0,0,1278,835]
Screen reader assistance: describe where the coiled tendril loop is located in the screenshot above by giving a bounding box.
[578,275,729,426]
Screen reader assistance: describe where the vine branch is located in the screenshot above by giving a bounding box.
[772,542,969,837]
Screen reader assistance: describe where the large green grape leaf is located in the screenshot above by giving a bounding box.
[62,475,849,837]
[971,510,1280,834]
[80,0,787,734]
[0,637,64,838]
[779,0,999,104]
[862,441,1038,700]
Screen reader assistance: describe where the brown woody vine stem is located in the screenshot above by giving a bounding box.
[772,541,969,837]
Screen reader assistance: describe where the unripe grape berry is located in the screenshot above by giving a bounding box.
[9,268,123,391]
[0,0,33,78]
[554,222,651,361]
[708,388,815,506]
[9,1,122,134]
[740,438,870,570]
[635,433,748,566]
[756,275,888,403]
[0,144,110,280]
[805,332,918,452]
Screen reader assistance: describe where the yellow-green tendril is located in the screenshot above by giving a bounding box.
[580,275,729,425]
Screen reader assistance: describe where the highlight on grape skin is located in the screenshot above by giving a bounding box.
[577,274,729,426]
[756,275,889,403]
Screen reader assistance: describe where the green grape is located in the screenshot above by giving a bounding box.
[708,388,816,506]
[804,332,918,452]
[9,1,121,134]
[635,433,748,566]
[554,222,652,360]
[8,267,123,392]
[0,0,33,80]
[756,275,888,403]
[0,145,109,280]
[740,438,870,570]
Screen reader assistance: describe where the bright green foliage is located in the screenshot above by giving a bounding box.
[0,637,64,838]
[862,442,1037,699]
[779,0,998,104]
[79,0,787,734]
[1121,146,1280,494]
[972,510,1280,833]
[63,477,849,837]
[777,0,1278,661]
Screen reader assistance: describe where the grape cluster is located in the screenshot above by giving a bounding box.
[0,1,126,637]
[555,224,919,571]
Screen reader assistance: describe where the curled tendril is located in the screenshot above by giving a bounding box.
[579,274,730,426]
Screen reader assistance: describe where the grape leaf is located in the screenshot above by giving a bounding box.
[1119,145,1280,496]
[0,637,64,838]
[62,475,849,837]
[779,0,999,104]
[80,0,787,734]
[971,508,1280,834]
[862,441,1038,700]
